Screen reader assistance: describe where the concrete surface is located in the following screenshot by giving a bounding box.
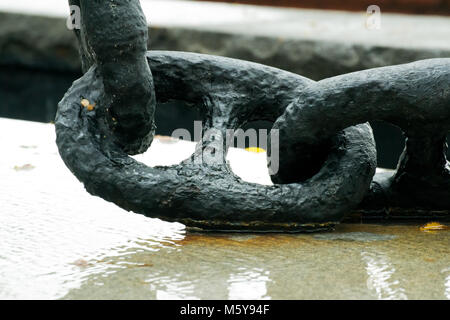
[0,118,448,299]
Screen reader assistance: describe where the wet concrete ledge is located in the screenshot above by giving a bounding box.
[1,117,449,299]
[0,0,449,80]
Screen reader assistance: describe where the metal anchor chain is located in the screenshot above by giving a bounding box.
[68,0,156,155]
[271,59,450,216]
[56,0,449,232]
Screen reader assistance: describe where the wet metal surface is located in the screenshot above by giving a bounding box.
[0,118,449,299]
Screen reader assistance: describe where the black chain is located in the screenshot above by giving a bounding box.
[56,0,449,231]
[271,59,450,217]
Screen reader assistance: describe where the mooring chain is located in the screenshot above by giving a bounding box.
[68,0,156,155]
[56,0,449,231]
[270,59,450,215]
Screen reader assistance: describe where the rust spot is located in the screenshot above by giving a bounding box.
[420,222,448,233]
[81,99,95,111]
[175,233,320,248]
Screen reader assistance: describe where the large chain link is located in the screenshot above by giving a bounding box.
[56,0,449,231]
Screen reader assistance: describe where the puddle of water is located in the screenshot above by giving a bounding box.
[0,118,449,300]
[60,224,450,300]
[314,232,398,242]
[361,250,408,300]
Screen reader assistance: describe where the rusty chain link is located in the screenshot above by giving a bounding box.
[56,0,449,232]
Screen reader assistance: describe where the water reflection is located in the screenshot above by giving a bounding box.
[361,250,407,300]
[0,119,186,299]
[0,199,185,300]
[228,267,271,300]
[149,275,198,300]
[442,267,450,299]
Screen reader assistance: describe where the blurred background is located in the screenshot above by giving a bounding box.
[0,0,449,168]
[198,0,450,15]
